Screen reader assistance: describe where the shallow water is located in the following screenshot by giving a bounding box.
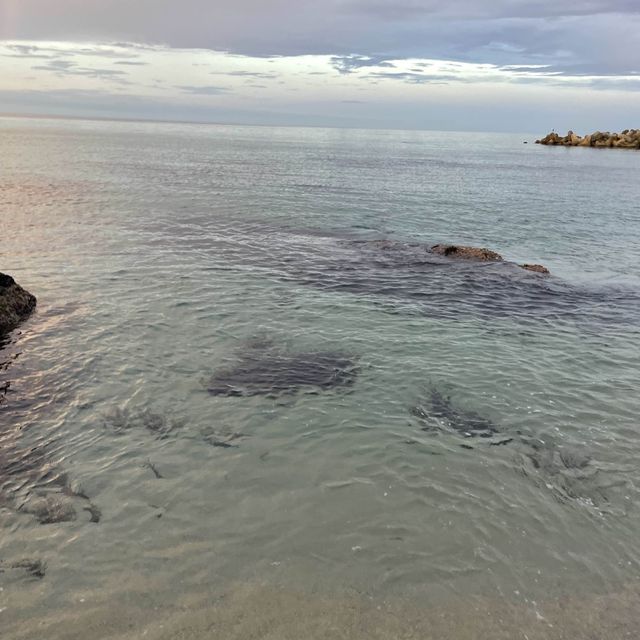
[1,116,640,638]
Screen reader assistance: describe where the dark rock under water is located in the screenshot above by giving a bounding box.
[0,273,37,336]
[207,348,359,397]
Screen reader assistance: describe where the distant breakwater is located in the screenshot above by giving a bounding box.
[536,129,640,149]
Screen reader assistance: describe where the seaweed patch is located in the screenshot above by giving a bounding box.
[516,438,629,515]
[0,558,47,580]
[103,408,186,439]
[410,386,630,516]
[0,437,100,525]
[411,387,500,439]
[23,495,77,524]
[201,426,247,448]
[207,341,359,397]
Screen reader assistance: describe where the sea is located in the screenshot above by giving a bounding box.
[1,116,640,639]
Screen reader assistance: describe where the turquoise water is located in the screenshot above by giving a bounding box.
[1,116,640,638]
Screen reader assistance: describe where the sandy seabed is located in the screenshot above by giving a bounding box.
[3,576,639,640]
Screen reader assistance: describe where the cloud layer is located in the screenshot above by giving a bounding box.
[1,38,639,132]
[1,3,638,130]
[2,0,639,76]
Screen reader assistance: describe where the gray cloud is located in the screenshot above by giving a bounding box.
[2,44,53,59]
[32,59,76,72]
[177,85,228,95]
[331,55,396,74]
[1,1,639,78]
[31,58,132,84]
[210,70,279,79]
[366,71,473,84]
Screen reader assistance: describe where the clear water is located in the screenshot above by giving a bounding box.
[1,116,640,638]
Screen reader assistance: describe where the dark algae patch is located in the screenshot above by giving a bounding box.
[102,408,186,439]
[410,385,631,516]
[201,426,248,448]
[207,337,359,397]
[0,436,100,525]
[411,387,500,439]
[102,406,250,464]
[0,558,47,580]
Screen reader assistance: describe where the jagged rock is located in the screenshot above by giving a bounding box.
[0,273,37,336]
[431,244,503,262]
[578,134,592,147]
[430,244,550,274]
[536,129,640,150]
[521,264,550,274]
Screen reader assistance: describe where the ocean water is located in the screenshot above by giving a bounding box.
[1,116,640,638]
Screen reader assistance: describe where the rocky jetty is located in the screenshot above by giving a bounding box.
[535,129,640,149]
[0,273,37,336]
[430,244,549,274]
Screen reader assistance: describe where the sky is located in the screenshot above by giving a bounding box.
[0,0,639,132]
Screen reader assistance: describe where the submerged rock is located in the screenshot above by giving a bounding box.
[208,343,359,397]
[431,244,503,262]
[351,239,550,276]
[430,244,549,274]
[0,273,37,336]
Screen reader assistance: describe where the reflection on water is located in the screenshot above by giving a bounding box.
[1,117,640,638]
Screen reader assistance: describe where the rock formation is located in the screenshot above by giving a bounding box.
[535,129,640,149]
[431,244,503,262]
[430,245,549,274]
[0,273,37,336]
[520,264,550,274]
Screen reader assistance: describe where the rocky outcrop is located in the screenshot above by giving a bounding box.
[430,245,549,274]
[0,273,37,336]
[535,129,640,149]
[520,264,550,274]
[431,244,503,262]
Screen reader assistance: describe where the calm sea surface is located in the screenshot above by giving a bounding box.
[1,116,640,638]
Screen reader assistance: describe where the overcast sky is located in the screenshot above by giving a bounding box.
[1,0,638,131]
